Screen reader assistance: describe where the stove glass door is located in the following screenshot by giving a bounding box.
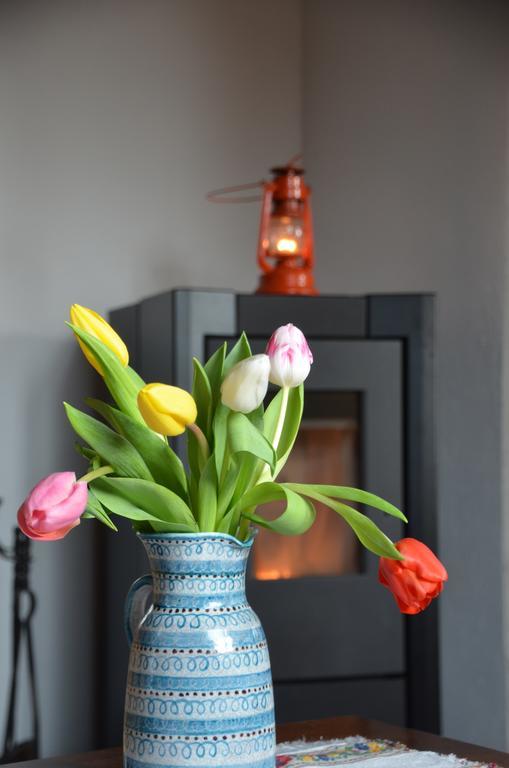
[252,392,362,580]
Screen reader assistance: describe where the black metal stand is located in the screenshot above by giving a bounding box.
[0,529,40,763]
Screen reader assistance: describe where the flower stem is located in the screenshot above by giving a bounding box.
[237,515,251,541]
[253,385,291,487]
[79,465,114,484]
[272,385,290,453]
[188,422,210,468]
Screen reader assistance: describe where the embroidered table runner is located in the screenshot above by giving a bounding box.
[276,738,499,767]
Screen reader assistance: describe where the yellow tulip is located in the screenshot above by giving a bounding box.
[70,304,129,375]
[138,383,197,436]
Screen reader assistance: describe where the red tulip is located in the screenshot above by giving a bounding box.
[378,538,448,614]
[17,472,88,541]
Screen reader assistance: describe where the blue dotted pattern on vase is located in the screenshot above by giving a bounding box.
[123,533,276,768]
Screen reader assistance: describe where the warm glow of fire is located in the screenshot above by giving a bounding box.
[256,568,295,581]
[252,422,360,581]
[276,237,298,254]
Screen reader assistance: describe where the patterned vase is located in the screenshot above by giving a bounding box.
[123,532,276,768]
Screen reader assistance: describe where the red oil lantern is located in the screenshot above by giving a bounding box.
[257,166,317,295]
[207,160,318,295]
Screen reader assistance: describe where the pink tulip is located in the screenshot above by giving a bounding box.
[266,323,313,387]
[17,472,88,541]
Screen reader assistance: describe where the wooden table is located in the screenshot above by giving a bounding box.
[7,717,509,767]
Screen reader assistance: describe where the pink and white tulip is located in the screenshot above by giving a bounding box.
[221,354,271,413]
[266,324,313,388]
[17,472,88,541]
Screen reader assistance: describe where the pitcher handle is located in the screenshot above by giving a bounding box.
[124,574,153,648]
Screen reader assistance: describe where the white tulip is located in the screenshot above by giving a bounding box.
[266,324,313,387]
[220,354,270,413]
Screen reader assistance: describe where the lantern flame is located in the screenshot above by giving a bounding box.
[276,238,298,254]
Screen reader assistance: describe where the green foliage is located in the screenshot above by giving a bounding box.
[84,489,118,531]
[67,323,144,421]
[64,403,153,480]
[87,398,188,501]
[91,477,198,532]
[220,411,276,524]
[197,457,217,531]
[263,385,303,478]
[212,404,229,478]
[75,443,98,462]
[204,343,226,409]
[228,412,276,472]
[192,358,213,440]
[222,332,251,376]
[216,461,239,521]
[288,486,403,560]
[186,427,202,480]
[65,322,406,562]
[286,483,407,523]
[91,481,167,527]
[234,482,316,536]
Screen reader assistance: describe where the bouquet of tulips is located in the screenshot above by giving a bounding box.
[16,305,447,614]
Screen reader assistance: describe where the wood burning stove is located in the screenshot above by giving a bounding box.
[98,291,438,746]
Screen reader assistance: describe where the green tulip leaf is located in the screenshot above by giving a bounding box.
[216,502,248,537]
[192,358,213,440]
[124,364,146,391]
[216,506,236,535]
[222,332,252,376]
[67,323,144,422]
[87,398,188,501]
[198,456,218,532]
[91,483,187,531]
[247,402,265,432]
[204,342,226,408]
[212,403,229,477]
[290,486,402,559]
[230,454,260,509]
[235,482,316,535]
[286,483,407,522]
[90,482,165,524]
[92,476,198,532]
[75,443,98,462]
[64,403,153,481]
[216,460,240,521]
[187,473,199,521]
[84,489,118,531]
[225,410,276,515]
[228,412,276,472]
[186,429,201,480]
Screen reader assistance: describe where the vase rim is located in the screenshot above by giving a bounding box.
[137,530,256,549]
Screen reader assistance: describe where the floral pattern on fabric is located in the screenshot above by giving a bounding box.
[276,738,404,766]
[275,737,499,767]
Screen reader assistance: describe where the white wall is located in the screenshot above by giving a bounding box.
[0,0,302,755]
[303,0,509,750]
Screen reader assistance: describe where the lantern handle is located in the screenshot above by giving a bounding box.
[257,181,276,274]
[206,153,303,204]
[303,196,315,268]
[206,180,264,204]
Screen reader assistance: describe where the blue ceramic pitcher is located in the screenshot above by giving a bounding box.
[123,533,276,768]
